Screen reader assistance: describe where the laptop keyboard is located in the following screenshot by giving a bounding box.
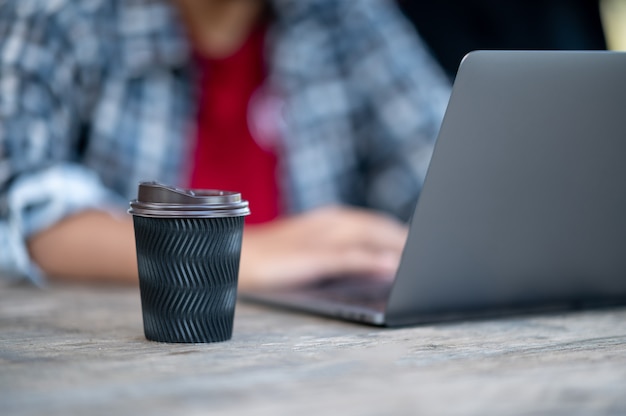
[300,276,392,311]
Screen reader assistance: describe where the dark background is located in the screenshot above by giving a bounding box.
[398,0,607,79]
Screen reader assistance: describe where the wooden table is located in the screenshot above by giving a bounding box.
[1,279,626,416]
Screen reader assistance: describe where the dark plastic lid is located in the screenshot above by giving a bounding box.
[128,181,250,218]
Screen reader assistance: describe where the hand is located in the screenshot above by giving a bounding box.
[238,205,408,290]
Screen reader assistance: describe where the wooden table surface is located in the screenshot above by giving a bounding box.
[1,279,626,416]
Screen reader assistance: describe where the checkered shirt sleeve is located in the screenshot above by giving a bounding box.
[0,0,191,284]
[271,0,451,220]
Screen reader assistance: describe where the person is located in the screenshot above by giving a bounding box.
[0,0,451,290]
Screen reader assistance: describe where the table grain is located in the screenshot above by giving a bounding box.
[1,280,626,416]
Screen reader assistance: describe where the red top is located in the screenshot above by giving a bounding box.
[190,24,279,224]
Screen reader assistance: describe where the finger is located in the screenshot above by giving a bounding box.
[352,217,408,252]
[314,245,402,280]
[321,209,409,252]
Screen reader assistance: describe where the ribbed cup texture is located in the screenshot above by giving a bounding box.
[133,216,244,343]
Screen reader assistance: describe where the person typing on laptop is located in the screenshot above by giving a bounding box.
[0,0,450,289]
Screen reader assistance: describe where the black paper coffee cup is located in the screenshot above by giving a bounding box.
[129,182,250,343]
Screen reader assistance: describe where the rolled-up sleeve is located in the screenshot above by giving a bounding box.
[0,165,122,285]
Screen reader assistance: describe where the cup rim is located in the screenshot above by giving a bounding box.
[128,181,250,218]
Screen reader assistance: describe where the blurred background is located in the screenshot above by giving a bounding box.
[397,0,626,80]
[600,0,626,50]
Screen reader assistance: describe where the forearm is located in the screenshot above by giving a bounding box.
[27,210,138,285]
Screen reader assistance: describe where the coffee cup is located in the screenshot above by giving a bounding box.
[128,181,250,343]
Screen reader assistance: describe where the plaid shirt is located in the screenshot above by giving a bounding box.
[0,0,451,284]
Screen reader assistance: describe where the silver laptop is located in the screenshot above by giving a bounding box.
[240,50,626,326]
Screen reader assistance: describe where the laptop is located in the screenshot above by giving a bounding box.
[239,50,626,326]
